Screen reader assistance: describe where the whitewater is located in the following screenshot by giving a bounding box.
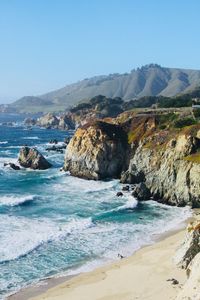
[0,114,191,299]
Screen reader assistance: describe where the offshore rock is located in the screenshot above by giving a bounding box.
[4,162,21,170]
[18,146,52,170]
[64,121,128,180]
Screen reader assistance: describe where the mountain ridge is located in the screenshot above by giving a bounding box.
[9,64,200,113]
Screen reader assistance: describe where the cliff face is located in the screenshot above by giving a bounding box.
[64,121,128,180]
[127,132,200,207]
[64,113,200,207]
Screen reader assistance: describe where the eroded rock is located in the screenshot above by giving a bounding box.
[18,146,52,170]
[174,221,200,269]
[64,121,128,180]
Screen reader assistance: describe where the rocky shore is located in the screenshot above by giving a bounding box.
[64,110,200,208]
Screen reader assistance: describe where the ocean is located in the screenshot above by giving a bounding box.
[0,114,191,299]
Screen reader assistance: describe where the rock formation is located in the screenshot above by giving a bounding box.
[125,132,200,206]
[64,111,200,207]
[174,220,200,299]
[18,146,52,170]
[4,162,21,170]
[64,121,128,180]
[37,113,59,128]
[37,113,75,130]
[174,221,200,269]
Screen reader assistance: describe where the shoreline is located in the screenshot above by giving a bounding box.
[8,212,194,300]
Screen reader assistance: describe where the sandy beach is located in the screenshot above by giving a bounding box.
[21,227,188,300]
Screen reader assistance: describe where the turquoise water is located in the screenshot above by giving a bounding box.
[0,114,191,299]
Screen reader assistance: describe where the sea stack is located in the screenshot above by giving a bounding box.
[64,120,128,180]
[18,146,52,170]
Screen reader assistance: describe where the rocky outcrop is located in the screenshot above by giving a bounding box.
[174,221,200,269]
[18,146,52,170]
[174,220,200,299]
[63,110,200,206]
[24,117,37,126]
[64,121,128,180]
[37,113,75,130]
[58,115,75,130]
[38,113,59,128]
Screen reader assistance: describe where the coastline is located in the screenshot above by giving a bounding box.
[8,211,196,300]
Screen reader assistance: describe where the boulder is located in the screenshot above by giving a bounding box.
[18,146,52,170]
[174,221,200,269]
[131,182,151,200]
[122,185,130,191]
[116,192,123,197]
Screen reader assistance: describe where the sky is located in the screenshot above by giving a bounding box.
[0,0,200,103]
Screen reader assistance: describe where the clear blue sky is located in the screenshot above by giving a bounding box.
[0,0,200,102]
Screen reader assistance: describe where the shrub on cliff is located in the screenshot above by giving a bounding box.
[174,118,197,128]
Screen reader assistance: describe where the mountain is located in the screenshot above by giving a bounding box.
[9,64,200,113]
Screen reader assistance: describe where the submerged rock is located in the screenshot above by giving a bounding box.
[18,146,52,170]
[4,162,21,170]
[64,121,128,180]
[122,185,130,191]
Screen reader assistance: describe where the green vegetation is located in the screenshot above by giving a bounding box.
[70,95,124,118]
[184,152,200,164]
[156,113,178,129]
[173,117,197,128]
[158,95,192,108]
[193,108,200,119]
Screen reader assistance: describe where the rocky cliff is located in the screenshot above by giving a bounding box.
[125,127,200,207]
[64,111,200,207]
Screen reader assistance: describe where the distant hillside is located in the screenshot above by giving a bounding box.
[9,64,200,113]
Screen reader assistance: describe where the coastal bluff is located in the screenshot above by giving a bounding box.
[64,112,200,207]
